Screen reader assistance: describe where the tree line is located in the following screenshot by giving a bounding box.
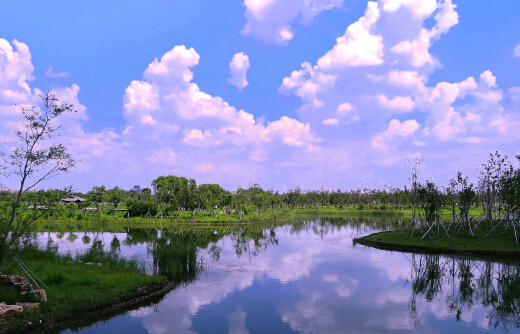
[3,151,519,222]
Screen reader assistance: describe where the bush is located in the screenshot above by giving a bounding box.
[126,199,158,217]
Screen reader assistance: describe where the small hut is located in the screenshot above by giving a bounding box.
[61,196,85,208]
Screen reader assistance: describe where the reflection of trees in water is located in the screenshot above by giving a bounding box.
[290,216,408,238]
[407,253,520,329]
[110,235,121,254]
[228,227,278,257]
[121,225,282,280]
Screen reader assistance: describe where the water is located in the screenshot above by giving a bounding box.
[34,216,520,333]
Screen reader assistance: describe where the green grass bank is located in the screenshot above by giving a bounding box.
[0,246,166,333]
[354,223,520,259]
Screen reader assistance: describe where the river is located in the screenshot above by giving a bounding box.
[33,216,520,333]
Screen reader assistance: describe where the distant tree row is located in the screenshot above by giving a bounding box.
[3,152,520,220]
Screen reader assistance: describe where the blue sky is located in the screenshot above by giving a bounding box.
[1,0,520,192]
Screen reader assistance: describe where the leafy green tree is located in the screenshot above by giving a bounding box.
[106,186,124,209]
[125,198,157,217]
[88,185,106,210]
[0,92,76,269]
[285,186,301,209]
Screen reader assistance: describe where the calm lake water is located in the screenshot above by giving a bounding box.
[35,216,520,333]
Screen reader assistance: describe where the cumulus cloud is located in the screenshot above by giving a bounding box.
[278,0,520,178]
[118,45,321,185]
[389,0,459,68]
[480,70,496,88]
[279,61,336,103]
[0,39,34,104]
[380,0,437,19]
[375,94,415,112]
[242,0,343,45]
[0,39,325,191]
[336,102,353,115]
[3,0,520,192]
[227,52,250,91]
[372,119,420,152]
[317,1,383,70]
[0,39,123,189]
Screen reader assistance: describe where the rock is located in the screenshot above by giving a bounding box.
[21,289,48,302]
[10,275,28,284]
[14,282,32,291]
[0,303,23,323]
[15,302,40,311]
[9,275,28,285]
[67,260,74,264]
[96,263,102,266]
[34,289,47,302]
[85,262,94,265]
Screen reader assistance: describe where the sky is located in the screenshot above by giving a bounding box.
[1,0,520,193]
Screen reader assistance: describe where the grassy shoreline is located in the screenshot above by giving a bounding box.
[30,206,485,232]
[354,223,520,259]
[0,246,167,333]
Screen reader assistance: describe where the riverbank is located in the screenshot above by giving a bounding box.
[354,223,520,259]
[32,207,475,231]
[0,246,167,333]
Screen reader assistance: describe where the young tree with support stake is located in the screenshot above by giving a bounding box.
[0,92,76,270]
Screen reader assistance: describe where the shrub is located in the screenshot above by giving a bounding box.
[126,199,158,217]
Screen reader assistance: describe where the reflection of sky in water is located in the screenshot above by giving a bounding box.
[36,231,152,260]
[57,221,516,334]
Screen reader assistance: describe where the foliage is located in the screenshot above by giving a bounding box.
[125,198,157,217]
[0,92,76,269]
[106,186,124,208]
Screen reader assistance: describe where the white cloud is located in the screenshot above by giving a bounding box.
[317,1,383,70]
[242,0,343,45]
[45,66,70,78]
[372,119,420,152]
[0,39,326,191]
[375,94,415,112]
[386,70,427,92]
[514,44,520,57]
[381,0,437,19]
[480,70,497,88]
[390,0,459,68]
[228,52,250,91]
[279,61,336,102]
[0,39,34,103]
[336,102,353,116]
[390,28,436,67]
[322,118,339,125]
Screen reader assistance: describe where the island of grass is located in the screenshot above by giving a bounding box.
[354,221,520,259]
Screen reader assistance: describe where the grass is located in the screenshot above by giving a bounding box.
[355,221,520,255]
[291,206,483,216]
[32,207,290,228]
[0,245,165,329]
